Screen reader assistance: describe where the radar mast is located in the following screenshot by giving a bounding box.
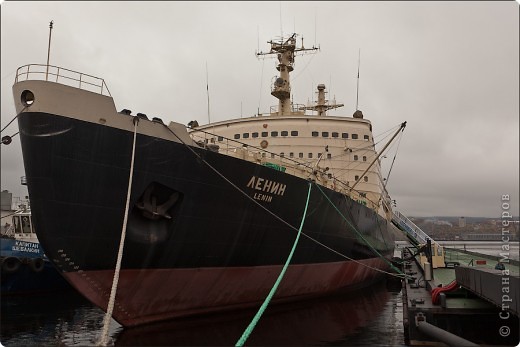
[257,33,318,116]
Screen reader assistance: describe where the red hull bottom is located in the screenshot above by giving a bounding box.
[64,258,389,327]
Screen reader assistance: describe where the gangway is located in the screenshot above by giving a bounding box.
[392,210,445,269]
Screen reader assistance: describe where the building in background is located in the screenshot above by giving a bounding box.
[1,190,13,211]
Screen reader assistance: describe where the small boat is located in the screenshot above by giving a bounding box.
[12,32,405,326]
[1,208,71,295]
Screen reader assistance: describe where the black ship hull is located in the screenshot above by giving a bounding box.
[18,111,398,326]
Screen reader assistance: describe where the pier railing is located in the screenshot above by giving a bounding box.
[15,64,111,97]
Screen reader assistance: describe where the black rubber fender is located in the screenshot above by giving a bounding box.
[29,257,45,273]
[2,257,21,273]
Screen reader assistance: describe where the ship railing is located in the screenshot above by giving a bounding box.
[1,225,16,238]
[190,131,317,177]
[15,64,111,97]
[269,104,306,116]
[190,131,383,211]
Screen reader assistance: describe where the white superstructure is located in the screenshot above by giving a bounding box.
[189,33,400,220]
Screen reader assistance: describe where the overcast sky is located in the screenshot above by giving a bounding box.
[1,1,518,218]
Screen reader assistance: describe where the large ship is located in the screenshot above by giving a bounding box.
[12,33,405,327]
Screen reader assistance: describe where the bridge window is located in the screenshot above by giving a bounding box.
[289,152,294,158]
[364,176,368,182]
[261,132,268,137]
[342,133,349,139]
[352,134,358,139]
[281,131,288,136]
[312,131,319,137]
[322,131,329,137]
[280,152,285,157]
[243,133,250,139]
[217,136,223,142]
[308,153,313,158]
[21,216,31,234]
[355,175,359,181]
[291,130,298,136]
[327,153,332,159]
[234,134,240,139]
[271,131,278,137]
[252,132,259,138]
[332,132,339,138]
[354,155,358,160]
[363,156,367,161]
[299,153,303,158]
[13,216,21,233]
[364,135,370,141]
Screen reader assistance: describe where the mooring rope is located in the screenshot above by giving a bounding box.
[162,124,409,280]
[1,107,26,133]
[98,117,139,346]
[235,182,312,347]
[314,183,405,276]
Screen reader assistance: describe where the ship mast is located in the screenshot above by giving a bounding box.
[257,33,318,116]
[299,84,344,116]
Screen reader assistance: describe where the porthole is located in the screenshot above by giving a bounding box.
[21,90,35,107]
[260,140,269,148]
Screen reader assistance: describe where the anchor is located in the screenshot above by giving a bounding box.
[135,184,180,220]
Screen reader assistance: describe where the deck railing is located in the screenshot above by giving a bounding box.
[15,64,111,97]
[189,130,384,210]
